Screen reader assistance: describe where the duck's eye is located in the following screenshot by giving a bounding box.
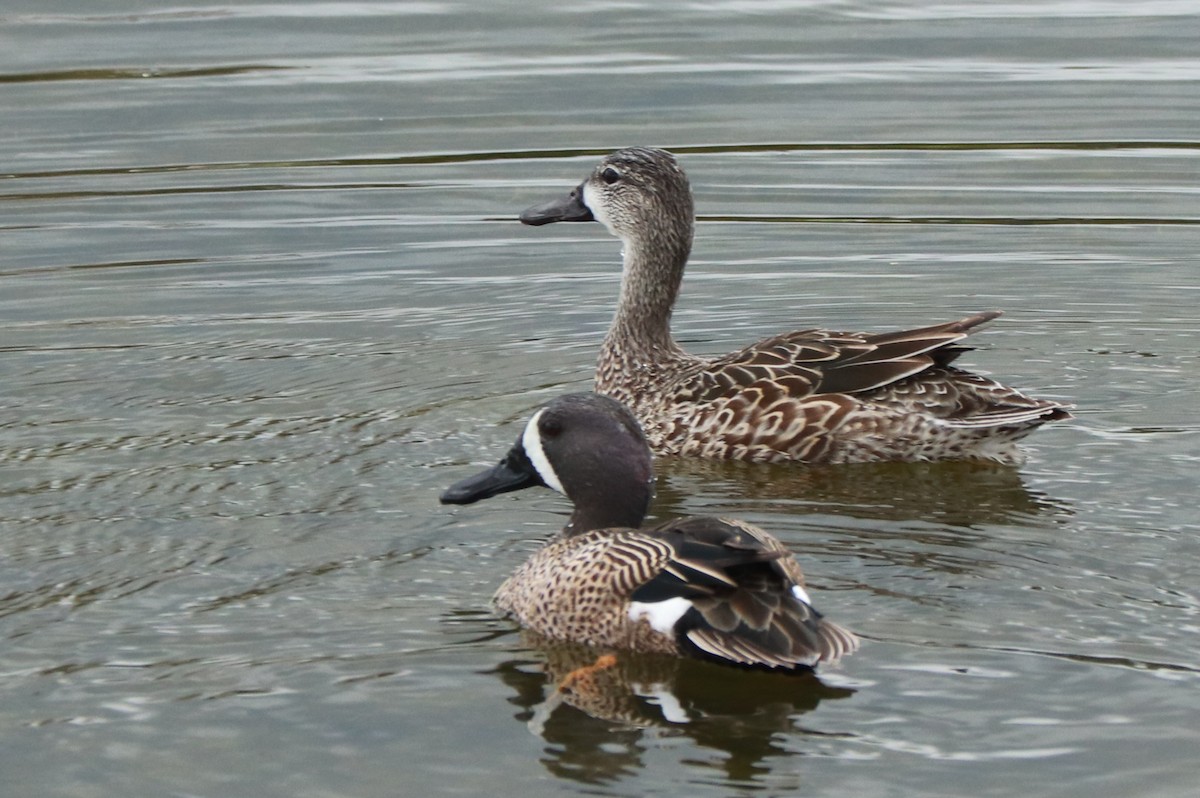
[540,416,563,437]
[600,166,621,185]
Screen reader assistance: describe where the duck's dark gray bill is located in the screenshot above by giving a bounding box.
[439,455,540,505]
[519,184,594,226]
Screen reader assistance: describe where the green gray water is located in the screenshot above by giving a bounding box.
[2,2,1198,796]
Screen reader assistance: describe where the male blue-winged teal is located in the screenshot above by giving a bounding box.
[520,147,1071,465]
[441,392,857,671]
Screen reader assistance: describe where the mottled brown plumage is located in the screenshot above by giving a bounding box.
[441,393,857,671]
[520,147,1071,464]
[492,518,856,668]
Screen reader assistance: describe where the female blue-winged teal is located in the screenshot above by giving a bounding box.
[441,392,857,671]
[520,147,1070,465]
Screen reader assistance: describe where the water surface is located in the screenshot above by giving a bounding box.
[2,2,1198,796]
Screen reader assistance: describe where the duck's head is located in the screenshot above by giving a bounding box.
[519,148,694,247]
[440,393,655,533]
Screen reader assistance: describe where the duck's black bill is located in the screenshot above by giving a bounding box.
[439,449,541,505]
[519,184,594,226]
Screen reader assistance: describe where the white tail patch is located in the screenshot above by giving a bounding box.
[627,597,693,634]
[791,584,812,606]
[522,409,566,495]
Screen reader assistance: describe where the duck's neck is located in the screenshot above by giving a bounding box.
[562,481,652,537]
[604,224,692,357]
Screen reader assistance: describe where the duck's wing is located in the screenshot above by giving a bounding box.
[627,517,858,670]
[679,311,1002,403]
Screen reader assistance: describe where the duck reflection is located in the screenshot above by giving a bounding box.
[651,457,1071,528]
[489,630,853,785]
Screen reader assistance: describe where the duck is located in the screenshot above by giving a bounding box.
[519,146,1071,465]
[440,392,858,672]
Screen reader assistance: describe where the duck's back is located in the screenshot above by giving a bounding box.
[493,519,857,668]
[598,314,1070,465]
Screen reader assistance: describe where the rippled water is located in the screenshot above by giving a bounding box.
[3,2,1198,796]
